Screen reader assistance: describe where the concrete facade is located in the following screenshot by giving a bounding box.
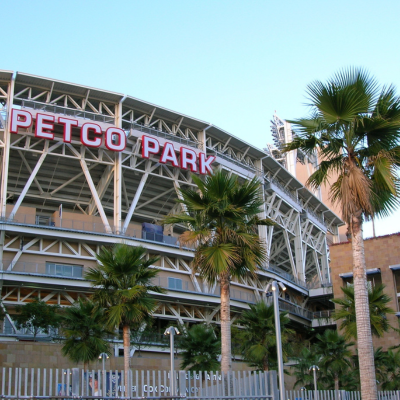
[0,341,252,372]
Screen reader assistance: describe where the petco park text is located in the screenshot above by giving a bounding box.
[11,109,215,174]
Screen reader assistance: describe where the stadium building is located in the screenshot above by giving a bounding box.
[0,71,342,366]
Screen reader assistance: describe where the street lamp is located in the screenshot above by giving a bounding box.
[300,387,307,400]
[309,365,319,400]
[265,280,286,400]
[98,352,109,371]
[164,326,180,397]
[99,353,109,397]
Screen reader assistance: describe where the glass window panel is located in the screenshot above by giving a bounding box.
[46,262,83,278]
[73,266,83,278]
[168,277,175,289]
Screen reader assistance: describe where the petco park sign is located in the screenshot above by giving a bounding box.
[11,109,215,174]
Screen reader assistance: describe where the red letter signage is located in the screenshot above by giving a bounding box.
[10,109,32,133]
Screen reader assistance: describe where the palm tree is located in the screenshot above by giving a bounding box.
[283,68,400,400]
[236,301,294,371]
[314,329,354,391]
[332,284,395,340]
[85,244,164,391]
[60,299,111,371]
[164,171,274,373]
[374,347,400,390]
[322,366,359,392]
[180,324,220,372]
[291,347,320,390]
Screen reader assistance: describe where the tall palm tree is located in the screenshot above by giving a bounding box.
[60,299,111,371]
[332,284,395,340]
[237,301,294,371]
[164,171,274,373]
[283,68,400,400]
[179,323,221,372]
[314,329,354,391]
[85,244,163,391]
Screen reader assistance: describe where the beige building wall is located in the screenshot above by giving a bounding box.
[0,341,251,372]
[329,233,400,350]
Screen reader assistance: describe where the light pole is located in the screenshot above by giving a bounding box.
[99,353,109,396]
[300,387,307,400]
[265,280,286,400]
[99,352,109,371]
[309,365,319,400]
[164,326,180,398]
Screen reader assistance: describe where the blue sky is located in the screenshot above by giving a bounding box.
[3,0,400,238]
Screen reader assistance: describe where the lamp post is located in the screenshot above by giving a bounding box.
[309,365,319,400]
[99,352,109,371]
[300,387,307,400]
[164,326,180,397]
[99,353,109,396]
[265,280,286,400]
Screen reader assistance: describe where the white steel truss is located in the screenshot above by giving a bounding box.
[0,71,343,330]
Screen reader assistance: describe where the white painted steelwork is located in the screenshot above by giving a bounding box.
[0,71,343,342]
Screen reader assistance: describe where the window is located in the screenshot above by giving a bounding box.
[46,262,83,278]
[168,277,183,290]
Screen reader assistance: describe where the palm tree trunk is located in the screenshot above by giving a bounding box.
[263,355,269,372]
[334,373,339,392]
[351,213,377,400]
[220,271,232,373]
[123,324,131,396]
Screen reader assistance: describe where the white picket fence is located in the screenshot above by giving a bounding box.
[286,389,400,400]
[0,367,278,399]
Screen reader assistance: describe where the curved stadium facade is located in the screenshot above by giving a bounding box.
[0,71,343,360]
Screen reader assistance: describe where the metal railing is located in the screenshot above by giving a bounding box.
[1,260,84,278]
[20,100,115,124]
[312,310,334,319]
[0,368,277,399]
[208,149,259,174]
[269,176,298,202]
[0,213,194,250]
[2,322,58,338]
[275,298,314,320]
[287,389,400,400]
[303,204,325,225]
[266,265,308,289]
[127,121,200,149]
[307,278,332,290]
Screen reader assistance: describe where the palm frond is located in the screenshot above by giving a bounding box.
[284,67,400,224]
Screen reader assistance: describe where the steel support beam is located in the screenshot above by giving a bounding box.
[122,172,148,233]
[80,159,112,234]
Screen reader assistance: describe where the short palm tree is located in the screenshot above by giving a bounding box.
[314,329,354,391]
[291,347,320,390]
[237,301,294,371]
[322,366,359,391]
[164,171,274,373]
[85,244,163,391]
[332,284,395,340]
[283,68,400,400]
[60,299,111,371]
[375,347,400,390]
[180,324,220,372]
